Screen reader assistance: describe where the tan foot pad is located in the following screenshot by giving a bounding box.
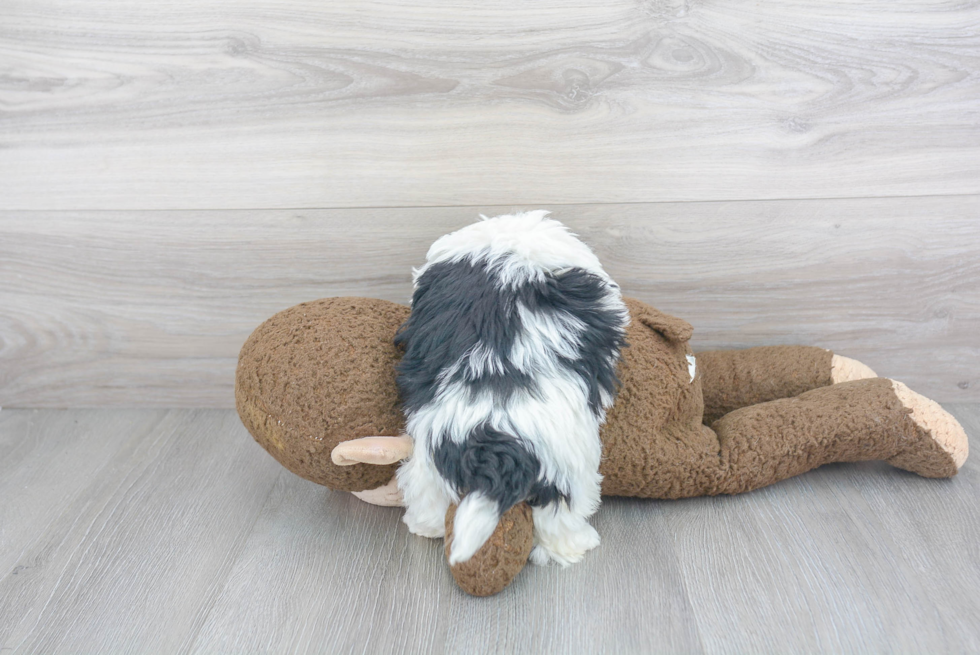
[831,354,878,384]
[888,380,969,477]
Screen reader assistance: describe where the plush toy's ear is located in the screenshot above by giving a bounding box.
[633,303,694,343]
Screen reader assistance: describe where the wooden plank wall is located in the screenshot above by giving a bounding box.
[3,199,977,407]
[2,0,978,209]
[1,0,978,406]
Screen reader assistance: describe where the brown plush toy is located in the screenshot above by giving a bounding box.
[235,296,969,596]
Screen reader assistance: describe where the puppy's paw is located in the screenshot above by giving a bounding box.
[529,545,554,566]
[403,509,447,539]
[530,523,600,567]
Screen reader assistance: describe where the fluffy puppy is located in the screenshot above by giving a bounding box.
[394,211,629,566]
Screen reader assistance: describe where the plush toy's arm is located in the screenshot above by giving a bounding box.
[331,436,411,506]
[332,436,413,466]
[331,436,412,506]
[696,346,876,425]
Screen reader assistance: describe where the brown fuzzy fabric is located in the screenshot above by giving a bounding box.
[709,377,959,494]
[698,346,834,425]
[445,502,534,597]
[235,296,959,500]
[601,377,958,499]
[598,299,708,498]
[235,297,409,492]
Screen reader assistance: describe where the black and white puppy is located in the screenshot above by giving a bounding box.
[394,211,629,566]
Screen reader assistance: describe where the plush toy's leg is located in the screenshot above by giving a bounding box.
[697,346,877,425]
[396,454,452,539]
[706,378,968,496]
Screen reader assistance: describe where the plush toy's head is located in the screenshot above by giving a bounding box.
[235,297,410,492]
[236,295,706,497]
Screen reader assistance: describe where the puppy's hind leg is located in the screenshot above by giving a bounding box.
[529,471,602,567]
[397,452,452,539]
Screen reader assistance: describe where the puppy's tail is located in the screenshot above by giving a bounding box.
[448,491,501,565]
[437,424,555,564]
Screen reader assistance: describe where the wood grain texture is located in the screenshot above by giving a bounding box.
[0,410,167,583]
[0,407,978,653]
[0,409,282,654]
[2,196,977,407]
[1,0,978,209]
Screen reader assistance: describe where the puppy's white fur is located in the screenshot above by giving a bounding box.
[397,210,627,566]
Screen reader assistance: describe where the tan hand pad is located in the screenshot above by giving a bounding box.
[331,435,413,466]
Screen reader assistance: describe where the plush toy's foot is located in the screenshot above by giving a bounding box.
[830,354,878,384]
[887,380,969,477]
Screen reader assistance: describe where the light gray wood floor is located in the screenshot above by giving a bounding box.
[1,406,978,654]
